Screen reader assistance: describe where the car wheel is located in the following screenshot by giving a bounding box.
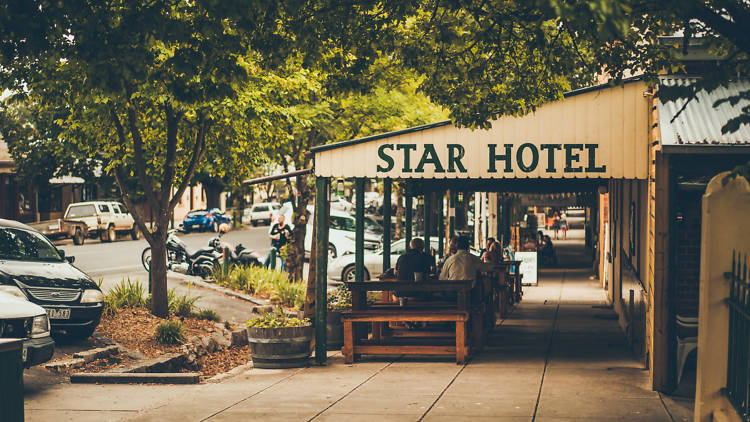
[130,225,140,240]
[66,325,96,339]
[105,225,116,242]
[72,228,84,245]
[251,220,258,227]
[342,265,370,282]
[328,244,337,260]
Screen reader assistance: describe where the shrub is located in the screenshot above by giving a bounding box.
[272,279,305,309]
[102,278,147,316]
[246,310,310,328]
[327,285,352,312]
[170,292,200,317]
[155,320,184,344]
[211,264,233,286]
[194,308,221,322]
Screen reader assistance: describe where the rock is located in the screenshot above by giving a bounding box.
[231,328,248,346]
[73,345,120,363]
[206,336,218,353]
[45,358,85,373]
[212,332,231,349]
[252,305,274,314]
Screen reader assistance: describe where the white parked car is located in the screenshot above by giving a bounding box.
[327,238,440,282]
[64,201,139,242]
[0,291,55,367]
[303,209,382,260]
[330,195,354,212]
[244,202,281,226]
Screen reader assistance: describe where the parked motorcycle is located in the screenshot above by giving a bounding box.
[141,230,219,278]
[208,231,262,268]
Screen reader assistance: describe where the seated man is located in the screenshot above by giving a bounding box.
[440,236,494,281]
[395,238,434,281]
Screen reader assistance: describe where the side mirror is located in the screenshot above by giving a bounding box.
[66,256,75,264]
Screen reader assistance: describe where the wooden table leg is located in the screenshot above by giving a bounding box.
[456,321,467,364]
[343,320,354,364]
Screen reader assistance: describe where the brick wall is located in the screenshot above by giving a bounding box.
[673,190,703,317]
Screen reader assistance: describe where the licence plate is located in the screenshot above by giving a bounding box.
[47,308,71,320]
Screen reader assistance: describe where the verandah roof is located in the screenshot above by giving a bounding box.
[312,80,650,180]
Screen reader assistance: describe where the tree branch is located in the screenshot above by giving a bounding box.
[160,102,179,215]
[113,164,155,245]
[168,115,208,212]
[124,101,160,212]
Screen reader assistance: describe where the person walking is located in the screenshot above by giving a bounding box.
[264,214,292,270]
[560,211,568,240]
[552,211,560,240]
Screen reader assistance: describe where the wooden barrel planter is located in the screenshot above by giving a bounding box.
[327,311,344,351]
[246,325,313,369]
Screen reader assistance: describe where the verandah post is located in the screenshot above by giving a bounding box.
[383,178,392,270]
[314,176,330,364]
[424,190,431,253]
[438,190,444,258]
[355,178,365,281]
[405,185,413,247]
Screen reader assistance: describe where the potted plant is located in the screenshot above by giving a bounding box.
[246,310,312,368]
[326,285,352,350]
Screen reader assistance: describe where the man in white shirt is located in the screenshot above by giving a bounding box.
[440,237,495,280]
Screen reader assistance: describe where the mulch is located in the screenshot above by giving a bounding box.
[47,307,253,379]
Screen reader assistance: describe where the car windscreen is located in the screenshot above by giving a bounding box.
[330,216,356,231]
[187,210,207,217]
[0,228,64,262]
[66,204,96,218]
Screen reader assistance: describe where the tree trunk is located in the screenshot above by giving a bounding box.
[148,230,170,318]
[286,174,311,282]
[203,181,222,209]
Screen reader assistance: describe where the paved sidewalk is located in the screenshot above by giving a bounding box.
[53,266,684,422]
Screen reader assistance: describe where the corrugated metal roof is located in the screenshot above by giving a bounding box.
[658,78,750,146]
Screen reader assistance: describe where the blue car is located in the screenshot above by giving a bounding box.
[182,208,231,232]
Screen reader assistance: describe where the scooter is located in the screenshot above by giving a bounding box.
[141,229,219,278]
[208,231,262,268]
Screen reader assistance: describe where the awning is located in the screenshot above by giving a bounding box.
[312,80,650,180]
[49,176,85,184]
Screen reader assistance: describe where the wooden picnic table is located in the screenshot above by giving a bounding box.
[342,279,476,363]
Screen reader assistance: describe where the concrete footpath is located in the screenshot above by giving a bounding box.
[25,266,692,421]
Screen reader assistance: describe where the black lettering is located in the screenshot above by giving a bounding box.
[540,144,562,172]
[585,144,607,173]
[396,144,417,172]
[376,144,394,172]
[488,144,513,173]
[415,144,445,173]
[564,144,584,173]
[447,144,467,173]
[516,143,539,173]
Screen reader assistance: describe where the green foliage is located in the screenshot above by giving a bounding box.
[155,320,185,345]
[194,309,221,322]
[327,285,352,312]
[167,285,201,317]
[246,310,311,328]
[102,278,147,317]
[270,279,306,309]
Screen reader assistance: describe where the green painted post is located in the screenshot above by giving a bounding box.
[383,178,392,270]
[424,191,431,253]
[405,193,413,247]
[315,177,330,364]
[0,339,24,422]
[354,178,365,281]
[438,191,444,258]
[449,190,456,238]
[148,260,152,294]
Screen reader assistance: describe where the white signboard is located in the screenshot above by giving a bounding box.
[515,251,538,286]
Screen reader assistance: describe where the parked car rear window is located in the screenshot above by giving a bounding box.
[187,210,207,217]
[0,228,63,262]
[331,216,356,231]
[66,204,96,218]
[254,205,268,212]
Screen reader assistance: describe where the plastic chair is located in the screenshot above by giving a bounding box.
[675,314,698,385]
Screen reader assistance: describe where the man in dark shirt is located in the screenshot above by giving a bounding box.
[395,238,434,281]
[264,214,293,270]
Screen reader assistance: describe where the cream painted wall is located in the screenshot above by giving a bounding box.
[695,173,750,422]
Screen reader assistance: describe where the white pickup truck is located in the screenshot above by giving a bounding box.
[64,201,140,242]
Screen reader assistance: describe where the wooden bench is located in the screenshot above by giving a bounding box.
[341,309,470,364]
